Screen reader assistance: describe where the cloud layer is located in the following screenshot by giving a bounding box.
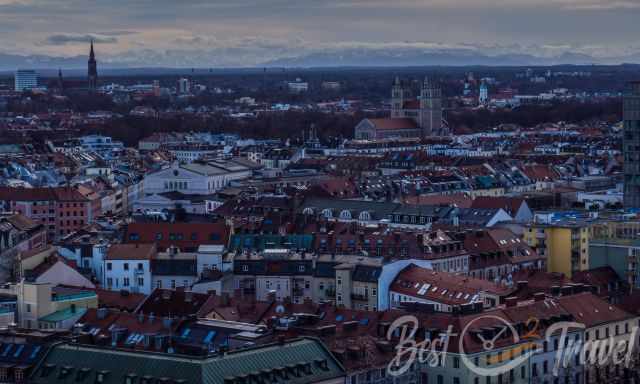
[0,0,639,66]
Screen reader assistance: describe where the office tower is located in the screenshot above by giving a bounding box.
[14,69,38,91]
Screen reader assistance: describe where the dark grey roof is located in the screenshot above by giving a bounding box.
[152,259,197,276]
[30,338,344,384]
[352,265,382,283]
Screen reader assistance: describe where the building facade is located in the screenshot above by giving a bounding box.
[14,70,38,92]
[624,81,640,208]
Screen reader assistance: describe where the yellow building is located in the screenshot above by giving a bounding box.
[524,222,590,278]
[17,281,97,330]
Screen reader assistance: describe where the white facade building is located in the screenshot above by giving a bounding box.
[142,159,258,196]
[15,70,39,91]
[103,244,154,295]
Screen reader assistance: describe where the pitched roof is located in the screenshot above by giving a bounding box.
[367,118,418,130]
[136,289,210,317]
[557,292,634,327]
[0,186,89,202]
[105,244,157,261]
[94,289,147,312]
[31,338,344,384]
[391,264,512,306]
[125,222,229,251]
[470,196,526,216]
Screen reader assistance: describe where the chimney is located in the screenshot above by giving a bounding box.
[97,307,108,320]
[560,286,573,296]
[505,297,518,307]
[533,292,545,302]
[220,292,230,306]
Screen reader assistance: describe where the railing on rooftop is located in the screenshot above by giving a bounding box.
[52,291,97,302]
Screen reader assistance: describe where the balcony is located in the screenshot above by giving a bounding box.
[134,268,145,275]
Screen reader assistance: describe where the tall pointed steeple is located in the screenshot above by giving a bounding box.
[57,68,64,92]
[88,39,98,91]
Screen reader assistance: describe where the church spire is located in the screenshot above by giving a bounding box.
[58,68,64,92]
[88,39,98,91]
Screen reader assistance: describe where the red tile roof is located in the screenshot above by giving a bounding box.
[0,186,89,202]
[520,165,560,181]
[367,118,418,130]
[125,222,230,251]
[94,289,147,312]
[136,289,210,317]
[471,196,526,216]
[391,264,512,306]
[106,243,157,260]
[558,292,634,327]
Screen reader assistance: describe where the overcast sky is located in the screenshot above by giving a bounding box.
[2,0,640,65]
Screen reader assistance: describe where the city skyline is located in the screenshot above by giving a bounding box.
[2,0,640,68]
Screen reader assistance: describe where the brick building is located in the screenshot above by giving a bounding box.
[0,187,101,241]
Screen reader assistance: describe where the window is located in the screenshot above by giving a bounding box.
[171,280,176,289]
[298,265,305,272]
[242,265,249,272]
[138,277,144,286]
[124,263,129,271]
[156,280,162,289]
[107,278,113,287]
[26,304,31,313]
[107,263,112,271]
[14,368,24,383]
[453,357,460,368]
[183,280,189,287]
[123,278,130,287]
[137,263,143,271]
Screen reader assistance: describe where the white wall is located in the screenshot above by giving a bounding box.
[104,259,152,294]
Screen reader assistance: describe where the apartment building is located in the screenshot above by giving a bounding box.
[16,281,97,330]
[0,186,101,240]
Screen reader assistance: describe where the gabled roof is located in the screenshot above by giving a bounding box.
[470,196,526,216]
[106,244,156,261]
[366,118,418,130]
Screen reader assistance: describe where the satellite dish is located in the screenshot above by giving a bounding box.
[275,305,285,314]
